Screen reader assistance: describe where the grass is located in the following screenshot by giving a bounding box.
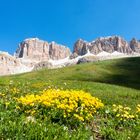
[0,57,140,139]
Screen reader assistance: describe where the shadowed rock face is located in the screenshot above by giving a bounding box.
[15,38,71,61]
[130,38,140,53]
[73,36,133,55]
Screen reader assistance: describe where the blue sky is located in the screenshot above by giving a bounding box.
[0,0,140,54]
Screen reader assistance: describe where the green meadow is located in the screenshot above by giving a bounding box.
[0,57,140,140]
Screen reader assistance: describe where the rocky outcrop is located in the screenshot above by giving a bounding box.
[15,38,71,61]
[130,38,140,53]
[69,52,79,59]
[33,61,53,71]
[73,36,133,55]
[77,56,98,64]
[0,52,31,75]
[0,53,13,75]
[0,52,19,67]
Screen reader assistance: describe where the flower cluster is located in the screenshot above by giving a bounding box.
[9,87,20,94]
[112,104,137,120]
[0,92,5,97]
[17,89,104,124]
[137,104,140,113]
[31,83,46,89]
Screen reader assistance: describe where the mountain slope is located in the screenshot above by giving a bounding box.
[1,57,140,107]
[1,57,140,139]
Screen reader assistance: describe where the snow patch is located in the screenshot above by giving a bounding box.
[10,64,33,74]
[0,51,10,55]
[84,50,95,57]
[110,51,124,56]
[97,51,110,56]
[24,38,39,41]
[48,57,69,65]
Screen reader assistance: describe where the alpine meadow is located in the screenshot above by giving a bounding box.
[0,57,140,139]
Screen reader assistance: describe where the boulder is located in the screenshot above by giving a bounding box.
[77,56,98,64]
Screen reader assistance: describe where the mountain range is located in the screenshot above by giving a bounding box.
[0,36,140,76]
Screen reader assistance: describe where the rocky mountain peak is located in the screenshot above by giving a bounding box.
[73,39,87,55]
[73,36,132,55]
[15,38,71,61]
[130,38,140,53]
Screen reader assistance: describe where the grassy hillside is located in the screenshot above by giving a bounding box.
[0,57,140,139]
[1,57,140,106]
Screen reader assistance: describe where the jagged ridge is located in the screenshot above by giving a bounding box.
[0,36,140,76]
[73,36,140,56]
